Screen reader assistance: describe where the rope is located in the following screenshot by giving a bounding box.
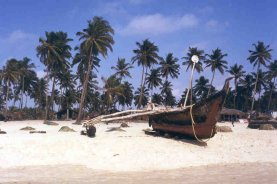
[189,104,214,143]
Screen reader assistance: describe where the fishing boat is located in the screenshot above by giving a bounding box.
[83,78,231,140]
[148,79,230,140]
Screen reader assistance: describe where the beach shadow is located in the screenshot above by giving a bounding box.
[178,139,207,147]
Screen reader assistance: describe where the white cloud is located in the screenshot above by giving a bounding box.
[36,70,46,78]
[7,30,35,43]
[118,13,199,35]
[206,20,229,31]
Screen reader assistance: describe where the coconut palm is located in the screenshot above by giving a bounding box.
[102,75,124,111]
[132,39,161,108]
[160,80,175,106]
[248,41,272,111]
[159,53,180,80]
[205,48,228,96]
[0,59,20,118]
[31,78,47,109]
[151,93,163,105]
[145,68,162,94]
[118,81,134,109]
[193,76,210,100]
[36,31,63,122]
[227,64,246,109]
[47,32,72,112]
[266,60,277,110]
[134,87,149,108]
[111,58,133,80]
[75,16,114,123]
[182,47,205,73]
[252,70,267,101]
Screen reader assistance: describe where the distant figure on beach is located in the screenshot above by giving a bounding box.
[231,117,234,127]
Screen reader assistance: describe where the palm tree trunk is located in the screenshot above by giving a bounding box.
[75,48,93,124]
[50,76,56,113]
[44,67,50,123]
[5,81,10,121]
[20,76,24,109]
[233,78,237,109]
[138,65,145,109]
[251,64,260,112]
[207,71,215,96]
[267,77,275,111]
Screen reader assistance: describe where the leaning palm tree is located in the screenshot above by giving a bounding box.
[252,70,267,110]
[182,47,205,73]
[248,41,272,111]
[227,64,246,109]
[75,16,114,124]
[205,48,228,96]
[159,53,180,81]
[111,58,133,80]
[266,60,277,110]
[132,39,161,108]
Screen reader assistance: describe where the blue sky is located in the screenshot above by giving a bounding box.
[0,0,277,98]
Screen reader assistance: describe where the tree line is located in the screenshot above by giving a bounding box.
[0,16,276,122]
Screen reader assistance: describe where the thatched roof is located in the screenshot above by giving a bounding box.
[220,108,246,116]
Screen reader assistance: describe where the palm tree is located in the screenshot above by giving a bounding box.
[266,60,277,110]
[160,80,175,106]
[132,39,161,108]
[252,70,267,103]
[159,53,180,80]
[118,81,134,110]
[151,93,163,105]
[0,59,20,119]
[48,32,72,112]
[240,74,255,110]
[248,41,272,111]
[134,87,149,108]
[205,48,228,96]
[145,68,162,95]
[193,76,210,100]
[37,31,63,122]
[102,75,124,111]
[75,16,114,123]
[227,64,246,109]
[111,58,133,80]
[182,47,205,73]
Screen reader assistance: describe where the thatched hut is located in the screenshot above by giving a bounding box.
[220,108,246,122]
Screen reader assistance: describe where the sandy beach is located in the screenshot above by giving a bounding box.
[0,120,277,183]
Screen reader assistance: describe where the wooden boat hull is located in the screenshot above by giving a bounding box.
[149,90,226,139]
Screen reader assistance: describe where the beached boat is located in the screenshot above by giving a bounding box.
[84,78,231,140]
[148,79,230,140]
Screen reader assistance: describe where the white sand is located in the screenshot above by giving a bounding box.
[0,120,276,171]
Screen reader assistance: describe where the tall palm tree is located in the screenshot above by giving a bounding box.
[111,58,133,80]
[240,74,255,110]
[145,68,162,95]
[134,87,149,108]
[248,41,272,111]
[182,47,205,73]
[227,64,246,109]
[159,53,180,80]
[75,16,114,124]
[37,31,63,122]
[47,32,72,112]
[16,57,36,109]
[132,39,161,108]
[252,70,267,101]
[266,60,277,110]
[151,93,163,105]
[0,59,20,119]
[205,48,228,96]
[193,76,210,100]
